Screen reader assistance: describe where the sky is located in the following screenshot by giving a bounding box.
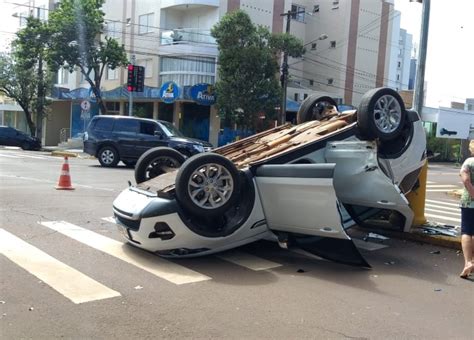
[1,0,473,107]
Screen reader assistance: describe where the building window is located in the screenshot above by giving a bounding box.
[106,21,121,39]
[37,5,47,21]
[106,66,118,80]
[397,74,400,81]
[294,93,299,101]
[309,79,314,86]
[330,41,336,48]
[291,4,305,22]
[327,78,334,85]
[397,61,401,68]
[138,13,154,34]
[311,43,317,50]
[105,102,120,114]
[160,56,216,86]
[313,5,320,13]
[138,59,153,78]
[304,93,308,99]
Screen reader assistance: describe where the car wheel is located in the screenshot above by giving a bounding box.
[296,95,338,124]
[21,142,31,150]
[98,146,120,167]
[134,147,185,184]
[175,153,241,217]
[357,87,406,142]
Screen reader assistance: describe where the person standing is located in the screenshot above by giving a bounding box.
[459,140,474,278]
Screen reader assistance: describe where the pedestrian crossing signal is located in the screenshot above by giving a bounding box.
[127,64,145,92]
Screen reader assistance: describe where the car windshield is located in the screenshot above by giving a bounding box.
[159,121,185,137]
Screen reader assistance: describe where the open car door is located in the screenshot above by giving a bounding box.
[254,163,370,267]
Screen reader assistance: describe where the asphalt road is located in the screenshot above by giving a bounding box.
[1,148,472,339]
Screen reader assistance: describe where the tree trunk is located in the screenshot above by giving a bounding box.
[23,108,36,136]
[92,76,107,115]
[460,139,471,163]
[35,55,45,140]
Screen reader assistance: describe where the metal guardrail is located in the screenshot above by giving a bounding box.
[59,128,71,143]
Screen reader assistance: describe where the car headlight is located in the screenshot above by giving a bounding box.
[193,144,204,153]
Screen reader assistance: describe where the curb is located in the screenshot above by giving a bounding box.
[50,150,79,158]
[354,226,461,250]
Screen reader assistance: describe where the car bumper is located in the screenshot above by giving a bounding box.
[83,141,97,156]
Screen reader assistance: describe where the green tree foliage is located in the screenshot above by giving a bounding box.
[0,53,38,135]
[211,10,304,130]
[47,0,128,114]
[0,16,52,137]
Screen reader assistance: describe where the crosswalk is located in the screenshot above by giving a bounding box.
[426,181,461,193]
[0,148,61,161]
[1,216,389,305]
[424,198,461,227]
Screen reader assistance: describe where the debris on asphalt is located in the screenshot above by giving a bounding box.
[29,307,34,311]
[134,285,143,290]
[364,232,390,242]
[430,250,441,254]
[370,275,378,278]
[419,224,460,237]
[0,301,5,304]
[434,288,442,292]
[384,261,396,265]
[297,269,306,273]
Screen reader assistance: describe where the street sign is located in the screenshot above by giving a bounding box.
[81,100,91,111]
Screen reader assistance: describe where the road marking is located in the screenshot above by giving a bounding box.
[0,174,115,192]
[102,217,116,224]
[426,189,459,192]
[425,208,460,217]
[0,154,21,159]
[425,199,460,207]
[424,214,461,223]
[426,181,435,184]
[0,228,120,304]
[425,203,460,213]
[217,250,282,271]
[40,221,211,285]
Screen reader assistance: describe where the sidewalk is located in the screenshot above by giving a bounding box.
[42,146,90,158]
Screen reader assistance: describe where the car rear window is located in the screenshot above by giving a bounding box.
[113,119,139,133]
[93,118,114,131]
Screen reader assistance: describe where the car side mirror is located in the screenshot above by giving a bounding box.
[154,131,164,139]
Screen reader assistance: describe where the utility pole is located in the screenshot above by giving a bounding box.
[279,9,305,125]
[413,0,430,115]
[129,54,136,116]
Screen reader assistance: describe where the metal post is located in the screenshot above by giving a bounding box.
[413,0,430,114]
[129,54,136,116]
[280,10,291,125]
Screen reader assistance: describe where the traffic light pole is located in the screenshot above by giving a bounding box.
[129,55,136,116]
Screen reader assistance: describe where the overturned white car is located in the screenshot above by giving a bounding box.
[113,88,426,267]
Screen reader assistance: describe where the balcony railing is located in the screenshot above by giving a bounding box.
[160,28,216,46]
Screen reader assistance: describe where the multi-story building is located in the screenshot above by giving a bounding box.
[7,0,409,146]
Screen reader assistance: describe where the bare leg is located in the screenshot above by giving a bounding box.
[460,235,473,278]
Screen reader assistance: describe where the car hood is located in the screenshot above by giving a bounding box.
[169,136,213,147]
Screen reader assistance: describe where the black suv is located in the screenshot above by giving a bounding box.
[83,116,212,167]
[0,126,41,150]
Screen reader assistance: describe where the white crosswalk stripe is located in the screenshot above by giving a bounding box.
[217,250,282,271]
[0,229,121,304]
[424,198,461,226]
[0,150,57,160]
[40,221,212,285]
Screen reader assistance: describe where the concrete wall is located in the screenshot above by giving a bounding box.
[44,101,71,146]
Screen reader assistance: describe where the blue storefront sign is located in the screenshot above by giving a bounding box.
[160,81,180,104]
[190,83,216,106]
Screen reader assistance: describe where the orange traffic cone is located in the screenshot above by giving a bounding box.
[55,156,75,190]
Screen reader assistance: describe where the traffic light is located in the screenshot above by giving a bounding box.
[127,64,145,93]
[127,64,136,92]
[136,66,145,92]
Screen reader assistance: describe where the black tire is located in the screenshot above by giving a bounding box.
[98,145,120,167]
[175,153,241,217]
[357,87,406,142]
[134,147,185,184]
[296,95,338,124]
[21,142,31,150]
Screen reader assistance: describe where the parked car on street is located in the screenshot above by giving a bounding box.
[0,126,41,150]
[112,88,427,267]
[83,116,213,177]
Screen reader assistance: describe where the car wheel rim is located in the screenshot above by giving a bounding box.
[187,163,234,210]
[147,156,180,179]
[101,150,114,164]
[373,95,402,134]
